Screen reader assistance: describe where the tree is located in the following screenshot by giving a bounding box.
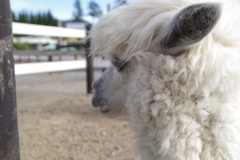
[36,12,44,25]
[11,10,57,26]
[73,0,83,21]
[18,10,29,23]
[46,10,57,26]
[30,12,36,24]
[12,11,16,21]
[88,0,102,23]
[114,0,127,9]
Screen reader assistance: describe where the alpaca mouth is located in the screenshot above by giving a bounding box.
[91,97,110,114]
[100,105,110,113]
[91,97,110,112]
[92,97,105,107]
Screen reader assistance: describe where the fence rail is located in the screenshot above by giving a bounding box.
[14,59,110,76]
[13,50,85,56]
[12,22,86,38]
[12,23,98,94]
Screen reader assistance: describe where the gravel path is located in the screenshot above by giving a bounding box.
[16,71,140,160]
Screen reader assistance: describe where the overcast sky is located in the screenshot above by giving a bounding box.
[10,0,118,22]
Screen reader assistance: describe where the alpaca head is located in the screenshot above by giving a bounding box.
[90,1,222,118]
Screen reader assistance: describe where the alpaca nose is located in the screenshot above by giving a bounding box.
[92,98,106,108]
[92,78,102,89]
[92,81,97,89]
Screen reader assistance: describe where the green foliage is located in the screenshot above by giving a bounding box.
[88,1,102,19]
[12,11,16,21]
[18,10,29,23]
[73,0,83,21]
[13,43,37,50]
[12,10,58,26]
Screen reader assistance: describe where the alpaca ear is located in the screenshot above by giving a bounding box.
[160,3,221,56]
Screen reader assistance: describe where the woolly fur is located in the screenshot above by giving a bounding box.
[90,0,240,159]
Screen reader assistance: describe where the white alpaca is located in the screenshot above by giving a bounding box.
[90,0,240,159]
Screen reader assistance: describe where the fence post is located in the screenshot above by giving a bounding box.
[0,0,20,160]
[58,20,62,61]
[85,25,93,94]
[48,55,52,62]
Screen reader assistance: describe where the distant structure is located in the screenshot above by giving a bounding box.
[66,22,86,30]
[62,20,91,30]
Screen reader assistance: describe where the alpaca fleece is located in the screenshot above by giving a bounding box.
[90,0,240,159]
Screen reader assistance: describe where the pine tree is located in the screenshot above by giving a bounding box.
[12,10,58,26]
[12,11,16,22]
[73,0,83,21]
[18,10,29,23]
[30,12,36,24]
[88,0,102,23]
[37,12,43,25]
[47,10,57,26]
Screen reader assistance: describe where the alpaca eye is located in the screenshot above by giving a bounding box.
[112,55,128,72]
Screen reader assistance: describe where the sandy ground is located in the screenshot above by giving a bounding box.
[16,71,140,160]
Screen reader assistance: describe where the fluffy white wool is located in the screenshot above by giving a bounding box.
[90,0,240,159]
[90,0,240,60]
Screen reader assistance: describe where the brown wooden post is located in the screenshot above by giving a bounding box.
[48,55,52,61]
[58,20,62,61]
[85,25,93,94]
[19,55,22,63]
[0,0,20,159]
[27,55,30,62]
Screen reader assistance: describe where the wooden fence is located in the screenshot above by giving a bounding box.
[0,1,106,159]
[12,22,85,38]
[13,50,85,63]
[12,22,105,94]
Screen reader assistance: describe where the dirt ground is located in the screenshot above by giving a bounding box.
[16,71,140,160]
